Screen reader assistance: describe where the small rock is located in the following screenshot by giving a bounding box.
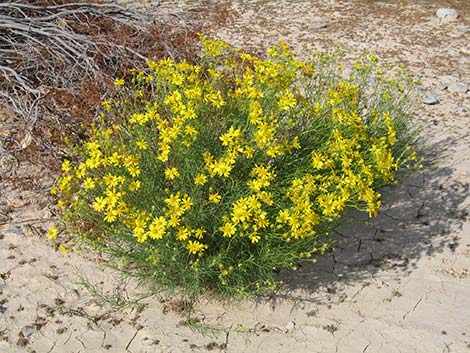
[422,91,439,105]
[309,23,328,30]
[86,302,102,314]
[284,321,296,332]
[4,227,23,237]
[438,83,448,91]
[436,8,459,19]
[0,278,5,290]
[21,324,41,337]
[64,288,80,300]
[447,82,469,94]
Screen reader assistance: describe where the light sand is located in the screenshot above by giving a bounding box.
[1,1,469,352]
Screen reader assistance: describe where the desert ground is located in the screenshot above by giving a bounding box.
[0,0,469,352]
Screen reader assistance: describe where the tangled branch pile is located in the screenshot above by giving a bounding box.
[0,0,224,159]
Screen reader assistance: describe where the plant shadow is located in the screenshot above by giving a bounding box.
[270,132,469,302]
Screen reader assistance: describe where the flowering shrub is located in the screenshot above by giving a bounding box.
[52,37,419,297]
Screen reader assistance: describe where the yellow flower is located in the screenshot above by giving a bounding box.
[278,90,296,111]
[209,193,222,204]
[103,173,120,188]
[181,195,193,210]
[148,216,167,240]
[219,127,241,146]
[184,87,202,101]
[168,214,180,228]
[184,125,197,136]
[258,191,273,205]
[133,225,147,243]
[101,100,112,111]
[312,152,324,169]
[255,213,269,229]
[187,240,207,256]
[129,180,141,191]
[176,227,190,241]
[157,144,170,162]
[243,147,254,159]
[165,193,181,208]
[208,67,221,79]
[291,136,301,149]
[219,222,236,237]
[105,189,120,208]
[128,165,141,177]
[59,245,71,254]
[213,161,232,177]
[136,139,148,150]
[47,226,58,240]
[194,228,206,239]
[194,174,207,185]
[267,46,279,57]
[170,72,184,86]
[231,200,250,224]
[219,133,231,146]
[114,78,125,87]
[277,209,290,224]
[249,233,261,244]
[83,177,95,190]
[129,113,149,125]
[165,167,180,180]
[205,90,225,108]
[61,160,71,173]
[108,152,121,167]
[92,196,106,212]
[104,208,118,223]
[58,175,72,192]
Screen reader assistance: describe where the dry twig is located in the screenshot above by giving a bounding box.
[0,1,154,128]
[0,0,232,172]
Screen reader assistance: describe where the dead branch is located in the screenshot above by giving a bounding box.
[0,0,232,170]
[0,1,142,123]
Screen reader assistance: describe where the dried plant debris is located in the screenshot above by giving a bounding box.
[0,0,232,173]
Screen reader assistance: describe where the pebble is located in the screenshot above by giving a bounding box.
[309,23,328,30]
[4,227,23,236]
[436,8,459,19]
[21,324,41,337]
[422,91,439,105]
[64,288,80,300]
[0,278,5,290]
[447,82,469,94]
[284,321,296,332]
[438,83,448,91]
[86,302,102,314]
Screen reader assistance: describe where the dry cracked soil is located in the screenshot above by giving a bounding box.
[0,1,469,352]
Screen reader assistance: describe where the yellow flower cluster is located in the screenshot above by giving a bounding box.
[53,36,418,294]
[219,165,274,244]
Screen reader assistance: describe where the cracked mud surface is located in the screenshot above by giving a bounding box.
[1,1,469,352]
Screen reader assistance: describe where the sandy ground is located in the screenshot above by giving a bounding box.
[1,0,469,352]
